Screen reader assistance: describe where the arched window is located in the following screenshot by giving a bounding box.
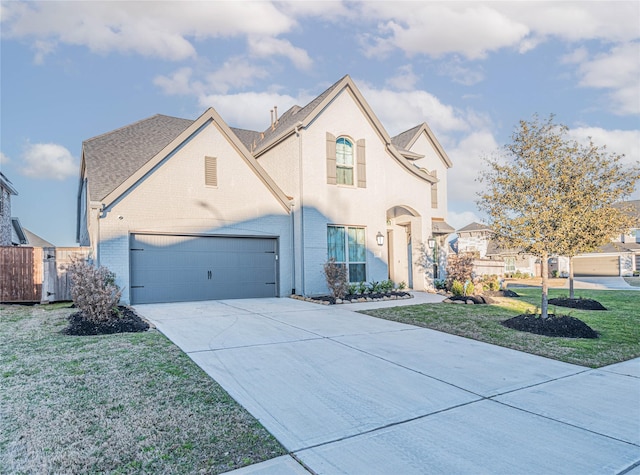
[336,137,354,186]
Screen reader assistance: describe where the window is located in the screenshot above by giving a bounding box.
[505,257,516,273]
[326,133,366,187]
[205,156,217,187]
[328,225,366,282]
[336,137,354,185]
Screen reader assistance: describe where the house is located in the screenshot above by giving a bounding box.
[77,75,454,304]
[567,200,640,277]
[453,222,539,277]
[21,228,55,248]
[455,201,640,278]
[0,172,27,246]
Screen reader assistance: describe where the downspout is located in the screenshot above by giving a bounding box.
[295,122,305,295]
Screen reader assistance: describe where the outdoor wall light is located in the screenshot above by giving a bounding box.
[427,237,436,249]
[376,232,384,246]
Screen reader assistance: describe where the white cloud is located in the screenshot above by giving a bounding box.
[198,91,311,131]
[154,58,270,97]
[20,143,77,180]
[361,3,530,60]
[447,131,500,207]
[385,64,419,91]
[2,1,295,62]
[0,152,10,166]
[575,42,640,115]
[247,36,313,70]
[438,57,485,86]
[359,84,469,136]
[361,2,639,61]
[568,127,640,167]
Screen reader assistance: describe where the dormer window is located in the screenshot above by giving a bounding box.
[326,132,366,188]
[336,137,354,186]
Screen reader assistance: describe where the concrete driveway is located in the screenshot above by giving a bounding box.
[134,294,640,475]
[564,276,640,290]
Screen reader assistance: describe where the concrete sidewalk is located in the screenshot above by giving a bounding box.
[135,295,640,475]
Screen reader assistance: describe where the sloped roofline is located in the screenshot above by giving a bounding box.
[100,107,291,213]
[253,75,439,184]
[398,122,453,169]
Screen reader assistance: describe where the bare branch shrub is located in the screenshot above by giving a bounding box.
[323,258,348,299]
[68,259,122,323]
[446,253,475,291]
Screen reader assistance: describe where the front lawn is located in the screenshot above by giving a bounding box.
[0,304,285,474]
[361,288,640,368]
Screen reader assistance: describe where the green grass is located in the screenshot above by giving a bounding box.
[361,288,640,368]
[0,305,286,474]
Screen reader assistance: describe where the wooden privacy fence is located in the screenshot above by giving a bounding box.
[0,246,91,303]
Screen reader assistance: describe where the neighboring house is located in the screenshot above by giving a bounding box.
[0,172,27,246]
[21,228,55,248]
[455,201,640,278]
[453,222,539,277]
[77,75,454,304]
[567,200,640,277]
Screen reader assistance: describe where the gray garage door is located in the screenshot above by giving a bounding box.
[573,255,620,277]
[130,234,278,304]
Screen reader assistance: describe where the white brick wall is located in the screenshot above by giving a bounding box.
[96,121,291,303]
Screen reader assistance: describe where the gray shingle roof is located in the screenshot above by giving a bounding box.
[23,228,54,247]
[457,222,492,233]
[83,114,194,201]
[252,76,348,155]
[391,124,422,150]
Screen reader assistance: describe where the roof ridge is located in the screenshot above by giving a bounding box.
[83,113,193,144]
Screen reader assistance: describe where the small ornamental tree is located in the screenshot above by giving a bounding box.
[323,258,348,299]
[68,259,122,323]
[445,252,475,291]
[478,115,640,317]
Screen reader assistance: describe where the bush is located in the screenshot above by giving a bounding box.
[464,281,475,296]
[434,279,447,290]
[323,258,348,299]
[68,259,122,323]
[479,275,500,292]
[379,279,395,293]
[451,280,465,296]
[446,253,475,291]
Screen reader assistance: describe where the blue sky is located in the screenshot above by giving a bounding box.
[1,1,639,246]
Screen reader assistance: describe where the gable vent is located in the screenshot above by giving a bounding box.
[205,156,218,187]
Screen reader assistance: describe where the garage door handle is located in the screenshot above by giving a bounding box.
[207,270,212,280]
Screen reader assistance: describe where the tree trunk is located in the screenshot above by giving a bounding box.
[540,252,549,319]
[569,256,575,299]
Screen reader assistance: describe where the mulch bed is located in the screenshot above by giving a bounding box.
[446,295,494,304]
[483,289,520,298]
[501,314,598,339]
[305,291,411,305]
[62,306,150,336]
[548,297,607,311]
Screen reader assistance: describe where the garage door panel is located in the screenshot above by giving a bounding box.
[130,234,278,304]
[574,256,620,277]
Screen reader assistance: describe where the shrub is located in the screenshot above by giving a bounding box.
[379,279,394,293]
[397,281,407,290]
[323,258,348,299]
[348,283,359,296]
[464,281,475,296]
[68,259,122,323]
[451,280,465,296]
[357,281,369,294]
[446,253,475,291]
[434,279,447,290]
[479,275,500,292]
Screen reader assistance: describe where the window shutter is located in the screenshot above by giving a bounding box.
[431,170,438,208]
[326,132,337,185]
[356,139,366,188]
[205,156,218,187]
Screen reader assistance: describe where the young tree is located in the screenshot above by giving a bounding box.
[477,115,639,317]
